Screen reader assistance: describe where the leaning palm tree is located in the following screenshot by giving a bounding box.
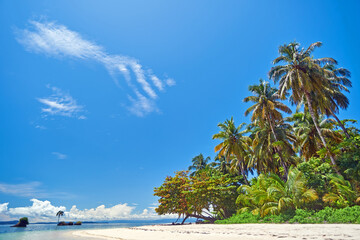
[269,41,338,167]
[56,210,64,224]
[188,154,211,176]
[212,117,251,184]
[244,80,292,177]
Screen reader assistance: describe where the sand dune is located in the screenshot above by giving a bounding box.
[73,223,360,240]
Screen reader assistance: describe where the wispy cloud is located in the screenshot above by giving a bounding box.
[37,85,86,119]
[0,182,43,198]
[0,199,175,222]
[16,20,175,117]
[0,182,74,199]
[52,152,67,160]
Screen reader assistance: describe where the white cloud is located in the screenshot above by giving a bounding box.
[0,203,8,213]
[0,199,173,222]
[52,152,67,160]
[16,20,175,117]
[166,78,176,86]
[37,86,85,119]
[8,199,66,222]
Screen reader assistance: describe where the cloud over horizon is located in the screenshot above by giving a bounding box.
[0,199,170,222]
[16,20,175,117]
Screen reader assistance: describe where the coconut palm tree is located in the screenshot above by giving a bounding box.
[249,121,296,177]
[212,117,251,184]
[323,174,360,207]
[269,41,339,167]
[188,154,211,176]
[237,168,318,217]
[237,174,271,216]
[319,63,352,138]
[262,168,318,216]
[288,112,343,160]
[213,155,231,175]
[244,80,292,177]
[56,210,64,224]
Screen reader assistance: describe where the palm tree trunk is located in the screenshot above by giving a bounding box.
[304,92,339,173]
[266,115,289,179]
[237,157,250,185]
[329,108,350,138]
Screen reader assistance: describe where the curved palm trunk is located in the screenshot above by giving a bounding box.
[304,92,340,173]
[266,115,289,179]
[329,108,350,138]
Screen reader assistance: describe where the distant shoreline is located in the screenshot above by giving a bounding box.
[72,223,360,240]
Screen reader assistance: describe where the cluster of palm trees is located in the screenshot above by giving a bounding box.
[211,41,352,182]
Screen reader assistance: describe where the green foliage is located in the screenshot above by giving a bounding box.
[326,206,360,223]
[288,209,318,223]
[215,211,260,224]
[154,170,240,222]
[215,206,360,224]
[337,136,360,183]
[297,157,334,197]
[237,168,318,217]
[19,217,29,225]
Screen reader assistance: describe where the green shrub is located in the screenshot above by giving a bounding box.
[314,207,335,222]
[215,206,360,224]
[327,206,360,223]
[289,209,319,223]
[215,211,260,224]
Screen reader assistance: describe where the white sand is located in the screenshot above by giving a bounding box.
[73,223,360,240]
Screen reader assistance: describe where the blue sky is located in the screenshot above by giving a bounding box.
[1,0,360,221]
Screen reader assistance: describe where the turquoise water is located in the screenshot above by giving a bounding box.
[0,222,160,240]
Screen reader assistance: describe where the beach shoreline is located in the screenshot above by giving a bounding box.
[73,223,360,240]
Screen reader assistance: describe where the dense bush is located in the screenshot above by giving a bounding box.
[215,212,260,224]
[215,206,360,224]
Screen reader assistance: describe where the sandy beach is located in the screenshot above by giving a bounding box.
[73,223,360,240]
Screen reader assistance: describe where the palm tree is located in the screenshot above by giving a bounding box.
[237,168,318,217]
[288,112,342,160]
[319,63,352,138]
[269,41,339,167]
[188,154,211,176]
[249,121,296,177]
[323,174,360,207]
[213,155,231,175]
[244,80,292,177]
[237,174,271,216]
[263,168,318,216]
[212,117,251,184]
[56,210,64,224]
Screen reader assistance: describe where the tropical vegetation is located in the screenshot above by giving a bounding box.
[154,41,360,224]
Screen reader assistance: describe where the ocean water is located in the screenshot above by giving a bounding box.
[0,222,164,240]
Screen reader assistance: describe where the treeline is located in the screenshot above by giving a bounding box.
[154,41,360,224]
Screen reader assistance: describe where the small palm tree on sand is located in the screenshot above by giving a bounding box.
[56,210,64,223]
